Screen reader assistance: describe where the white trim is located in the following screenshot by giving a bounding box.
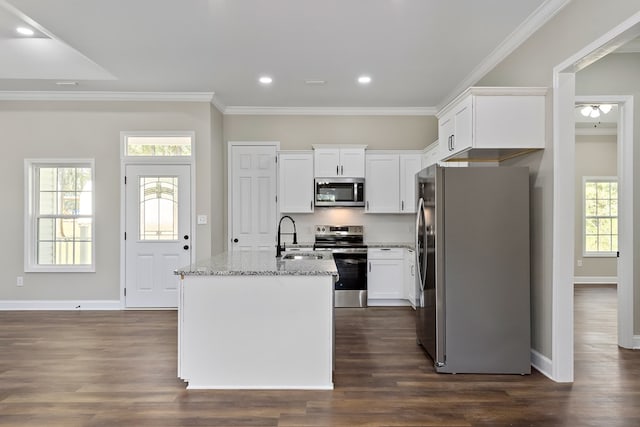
[633,336,640,349]
[552,15,640,382]
[552,72,576,383]
[530,349,553,380]
[573,276,618,284]
[223,106,437,116]
[439,0,570,110]
[0,91,215,102]
[0,300,121,310]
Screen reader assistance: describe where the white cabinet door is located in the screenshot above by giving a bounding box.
[365,154,399,213]
[279,152,314,213]
[422,141,440,168]
[404,249,416,308]
[399,154,422,213]
[440,95,472,159]
[314,147,365,178]
[368,248,406,305]
[314,148,341,177]
[339,148,365,177]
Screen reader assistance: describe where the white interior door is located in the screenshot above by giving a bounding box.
[230,144,277,251]
[125,164,191,308]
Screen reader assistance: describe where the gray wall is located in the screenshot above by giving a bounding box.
[478,0,640,358]
[223,115,437,150]
[0,101,218,301]
[574,135,618,279]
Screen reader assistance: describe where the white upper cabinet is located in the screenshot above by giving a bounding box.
[365,151,421,214]
[438,87,547,161]
[399,154,422,213]
[278,151,314,213]
[365,154,399,213]
[313,145,366,177]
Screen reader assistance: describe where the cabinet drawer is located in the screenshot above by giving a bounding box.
[368,248,404,260]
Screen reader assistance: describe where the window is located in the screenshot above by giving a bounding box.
[124,135,192,157]
[584,177,618,256]
[25,159,95,272]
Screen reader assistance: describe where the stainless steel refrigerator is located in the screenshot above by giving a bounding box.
[415,165,531,374]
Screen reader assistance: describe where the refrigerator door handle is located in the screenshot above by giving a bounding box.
[415,197,427,292]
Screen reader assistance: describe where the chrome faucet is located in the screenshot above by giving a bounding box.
[276,215,298,258]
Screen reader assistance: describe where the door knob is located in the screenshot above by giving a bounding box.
[184,235,189,240]
[233,238,239,243]
[183,245,189,250]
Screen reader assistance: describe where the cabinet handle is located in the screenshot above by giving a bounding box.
[451,135,455,151]
[341,165,344,175]
[336,165,339,175]
[369,262,371,273]
[401,200,404,211]
[381,248,391,251]
[310,201,313,210]
[411,265,415,276]
[366,201,369,210]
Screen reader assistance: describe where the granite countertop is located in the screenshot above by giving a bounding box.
[175,250,338,277]
[366,242,415,250]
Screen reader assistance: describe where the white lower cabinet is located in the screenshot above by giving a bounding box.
[367,248,411,306]
[404,249,416,308]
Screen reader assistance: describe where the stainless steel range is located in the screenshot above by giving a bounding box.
[314,225,367,308]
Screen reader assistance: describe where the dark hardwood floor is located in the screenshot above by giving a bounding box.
[0,285,638,426]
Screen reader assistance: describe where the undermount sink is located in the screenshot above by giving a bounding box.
[282,252,326,260]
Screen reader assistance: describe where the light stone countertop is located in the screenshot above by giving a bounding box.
[366,242,415,250]
[175,250,338,277]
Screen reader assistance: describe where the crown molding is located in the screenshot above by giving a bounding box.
[222,106,437,116]
[0,91,215,102]
[438,0,571,111]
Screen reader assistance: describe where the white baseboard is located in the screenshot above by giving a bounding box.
[0,300,122,310]
[573,276,617,285]
[633,335,640,349]
[530,349,553,380]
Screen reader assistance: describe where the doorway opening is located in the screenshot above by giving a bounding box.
[553,17,639,382]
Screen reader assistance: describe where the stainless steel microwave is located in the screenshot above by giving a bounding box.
[314,178,365,207]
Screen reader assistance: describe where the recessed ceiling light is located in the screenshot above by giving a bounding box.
[16,26,34,36]
[305,79,327,86]
[56,81,79,86]
[357,75,372,85]
[259,76,273,85]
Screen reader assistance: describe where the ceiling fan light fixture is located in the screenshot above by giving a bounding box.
[599,104,613,114]
[589,108,600,118]
[581,106,592,117]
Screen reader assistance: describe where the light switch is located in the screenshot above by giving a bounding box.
[197,215,208,225]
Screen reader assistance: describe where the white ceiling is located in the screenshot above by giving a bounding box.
[0,0,570,113]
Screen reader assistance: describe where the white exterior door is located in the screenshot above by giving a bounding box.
[230,144,277,251]
[125,164,192,308]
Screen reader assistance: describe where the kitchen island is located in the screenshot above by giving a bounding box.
[175,250,338,390]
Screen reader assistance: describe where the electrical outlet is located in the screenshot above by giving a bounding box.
[197,215,207,225]
[16,276,23,287]
[577,259,583,267]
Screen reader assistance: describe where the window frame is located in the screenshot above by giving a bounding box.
[583,176,618,258]
[24,159,96,272]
